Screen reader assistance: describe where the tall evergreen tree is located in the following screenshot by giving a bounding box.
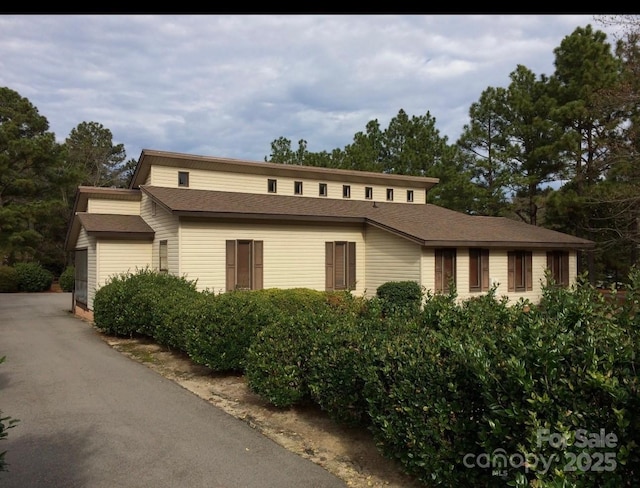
[0,87,63,267]
[503,65,565,226]
[64,121,127,187]
[545,25,627,278]
[457,86,511,216]
[551,24,622,190]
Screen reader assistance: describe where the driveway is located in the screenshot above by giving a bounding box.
[0,293,346,488]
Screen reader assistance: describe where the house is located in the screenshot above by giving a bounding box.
[64,149,594,320]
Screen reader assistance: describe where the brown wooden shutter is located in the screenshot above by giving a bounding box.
[526,252,533,291]
[561,252,569,287]
[253,240,263,290]
[507,252,515,292]
[226,240,236,291]
[481,249,490,291]
[435,249,443,292]
[347,242,356,290]
[325,242,334,291]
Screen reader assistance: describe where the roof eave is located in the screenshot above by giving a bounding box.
[85,231,155,240]
[175,211,365,224]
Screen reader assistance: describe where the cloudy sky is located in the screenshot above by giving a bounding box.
[0,14,625,164]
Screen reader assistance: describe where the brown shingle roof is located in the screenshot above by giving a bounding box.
[77,213,155,238]
[142,186,594,249]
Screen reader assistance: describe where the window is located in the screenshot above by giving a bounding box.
[547,251,569,287]
[267,179,277,193]
[319,183,327,197]
[178,171,189,187]
[75,249,88,306]
[343,185,351,198]
[294,181,303,195]
[386,188,394,201]
[365,187,373,200]
[406,190,414,202]
[435,249,456,293]
[151,201,157,216]
[159,240,168,272]
[469,248,490,292]
[226,240,263,291]
[325,241,356,291]
[508,251,533,292]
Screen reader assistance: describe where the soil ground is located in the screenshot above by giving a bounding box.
[99,332,424,488]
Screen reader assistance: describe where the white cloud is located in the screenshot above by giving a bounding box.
[0,14,623,163]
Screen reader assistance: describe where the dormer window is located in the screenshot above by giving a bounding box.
[178,171,189,187]
[407,190,414,202]
[319,183,327,197]
[365,187,373,200]
[268,179,277,193]
[386,188,394,201]
[294,181,303,195]
[343,185,351,199]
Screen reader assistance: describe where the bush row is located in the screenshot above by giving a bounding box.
[0,263,54,292]
[92,271,640,487]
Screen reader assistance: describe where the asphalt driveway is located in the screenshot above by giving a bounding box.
[0,293,346,488]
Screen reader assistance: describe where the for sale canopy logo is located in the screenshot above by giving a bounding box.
[463,428,618,477]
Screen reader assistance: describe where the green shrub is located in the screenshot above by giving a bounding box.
[363,277,640,487]
[376,280,423,316]
[307,298,417,427]
[183,290,272,372]
[420,286,461,330]
[93,272,137,336]
[13,262,54,292]
[155,290,206,352]
[245,308,335,408]
[183,288,341,373]
[0,266,19,293]
[59,266,75,292]
[364,325,490,486]
[93,268,198,338]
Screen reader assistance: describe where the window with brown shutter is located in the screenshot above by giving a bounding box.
[507,250,533,292]
[547,251,569,287]
[435,249,456,293]
[226,239,264,291]
[469,248,489,292]
[325,241,356,291]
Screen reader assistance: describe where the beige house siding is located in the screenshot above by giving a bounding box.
[456,249,472,301]
[96,240,152,291]
[75,227,97,309]
[148,165,426,203]
[179,219,366,294]
[87,198,140,214]
[364,226,421,296]
[420,248,435,296]
[141,194,179,273]
[569,251,578,285]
